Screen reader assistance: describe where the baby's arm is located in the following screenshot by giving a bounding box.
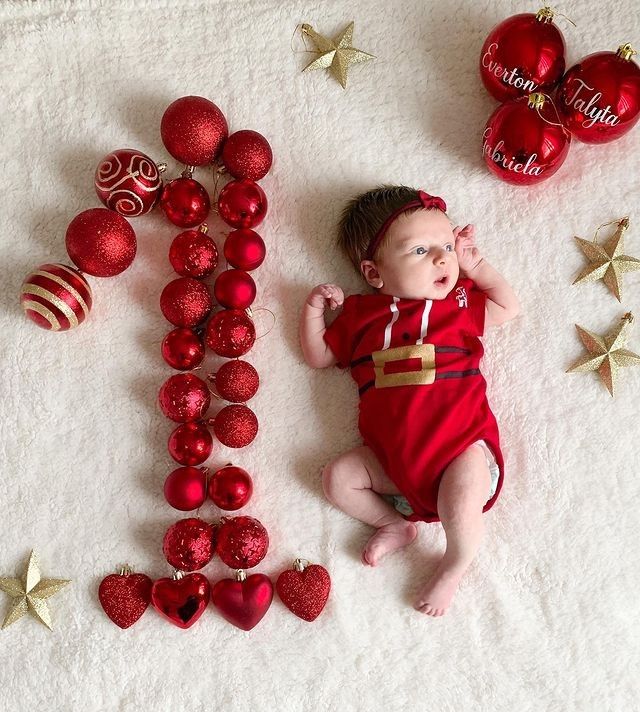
[300,284,344,368]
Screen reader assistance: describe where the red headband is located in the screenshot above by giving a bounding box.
[364,190,447,261]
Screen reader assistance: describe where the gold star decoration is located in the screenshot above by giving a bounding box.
[300,22,375,89]
[573,217,640,302]
[0,550,71,630]
[566,312,640,397]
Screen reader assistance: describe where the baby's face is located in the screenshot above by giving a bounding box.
[361,209,460,300]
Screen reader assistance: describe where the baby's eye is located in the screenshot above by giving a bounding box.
[445,244,453,252]
[413,246,428,255]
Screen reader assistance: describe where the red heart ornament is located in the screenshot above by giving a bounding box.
[98,567,152,629]
[211,571,273,630]
[151,572,210,629]
[276,560,331,622]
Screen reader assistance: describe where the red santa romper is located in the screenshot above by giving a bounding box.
[323,277,504,524]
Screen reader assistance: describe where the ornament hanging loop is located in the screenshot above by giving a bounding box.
[249,306,276,340]
[291,23,317,55]
[529,93,572,139]
[536,6,577,27]
[593,216,629,243]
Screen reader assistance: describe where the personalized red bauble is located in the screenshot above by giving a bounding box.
[158,373,211,422]
[208,465,253,510]
[556,44,640,144]
[161,327,205,370]
[94,148,163,217]
[205,308,256,357]
[168,421,214,466]
[169,225,218,278]
[209,360,259,402]
[162,517,217,571]
[65,208,136,277]
[211,404,258,448]
[479,8,566,102]
[214,269,256,309]
[218,179,268,229]
[216,515,268,569]
[224,229,266,271]
[161,96,228,165]
[276,560,331,622]
[151,572,211,629]
[211,570,273,631]
[482,93,571,185]
[221,130,273,181]
[164,466,208,511]
[20,263,93,331]
[160,176,210,228]
[160,277,212,327]
[98,567,152,629]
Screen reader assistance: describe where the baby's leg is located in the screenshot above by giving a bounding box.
[414,443,492,617]
[322,445,417,566]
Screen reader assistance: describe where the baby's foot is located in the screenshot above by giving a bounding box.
[361,520,417,566]
[413,565,464,617]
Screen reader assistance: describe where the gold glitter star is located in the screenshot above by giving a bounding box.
[573,217,640,302]
[0,551,71,630]
[301,22,375,89]
[567,312,640,397]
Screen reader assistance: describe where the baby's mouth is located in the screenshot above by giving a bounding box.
[434,274,449,287]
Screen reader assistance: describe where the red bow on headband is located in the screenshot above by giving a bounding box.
[416,190,447,212]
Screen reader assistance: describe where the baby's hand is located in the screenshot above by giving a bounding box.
[454,224,483,274]
[306,283,344,311]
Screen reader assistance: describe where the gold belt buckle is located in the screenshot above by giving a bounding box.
[372,343,436,388]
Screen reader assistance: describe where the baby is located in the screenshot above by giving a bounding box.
[299,186,519,617]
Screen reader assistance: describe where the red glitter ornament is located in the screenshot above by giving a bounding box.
[161,327,205,370]
[98,566,152,629]
[214,269,256,309]
[151,571,210,629]
[162,517,217,571]
[161,96,228,166]
[208,464,253,510]
[65,207,136,277]
[216,515,268,569]
[210,404,258,448]
[169,225,218,278]
[20,263,92,331]
[205,308,256,357]
[276,559,331,622]
[224,229,266,271]
[94,148,163,217]
[210,360,259,402]
[211,569,273,631]
[160,277,212,327]
[164,466,208,511]
[218,179,268,229]
[158,373,211,423]
[160,176,210,228]
[168,421,214,466]
[221,130,273,181]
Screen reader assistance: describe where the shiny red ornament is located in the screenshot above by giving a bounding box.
[162,517,217,571]
[168,421,214,466]
[210,360,259,402]
[94,148,163,216]
[161,96,228,166]
[216,515,268,569]
[160,176,210,228]
[218,179,268,229]
[164,466,208,511]
[158,373,211,423]
[211,404,258,448]
[169,225,218,277]
[98,566,152,629]
[482,93,571,185]
[479,8,566,102]
[208,464,253,510]
[276,559,331,622]
[205,308,256,357]
[20,263,92,331]
[160,277,212,327]
[214,269,256,309]
[65,208,136,277]
[151,572,210,629]
[161,327,205,370]
[556,44,640,144]
[224,229,266,271]
[211,570,273,631]
[221,130,273,181]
